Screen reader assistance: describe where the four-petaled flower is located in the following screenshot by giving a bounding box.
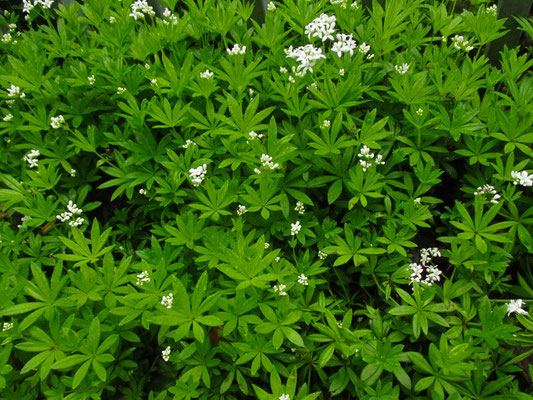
[507,299,527,317]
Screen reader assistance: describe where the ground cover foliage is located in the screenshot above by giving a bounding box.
[1,0,533,398]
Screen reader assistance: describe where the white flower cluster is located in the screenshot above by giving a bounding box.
[237,204,247,216]
[279,394,290,400]
[294,201,305,214]
[264,242,270,249]
[2,322,13,331]
[511,170,533,187]
[182,139,195,148]
[409,247,442,287]
[1,23,18,44]
[416,108,424,116]
[189,164,207,187]
[88,75,95,85]
[330,0,347,8]
[339,68,345,76]
[7,84,25,99]
[162,8,178,25]
[161,293,174,309]
[136,271,150,285]
[267,1,276,11]
[248,131,264,140]
[162,346,171,361]
[23,149,40,168]
[17,215,32,229]
[227,43,246,55]
[474,184,500,204]
[273,284,287,296]
[291,221,301,236]
[260,154,279,170]
[117,87,126,94]
[358,42,371,55]
[2,114,13,122]
[22,0,54,14]
[200,69,214,79]
[139,188,146,195]
[70,169,76,177]
[50,115,65,129]
[507,299,527,317]
[331,33,357,57]
[285,44,326,76]
[318,250,327,260]
[487,5,497,16]
[357,145,385,171]
[297,274,308,285]
[452,35,474,52]
[304,14,336,42]
[395,63,410,75]
[129,0,155,20]
[321,120,330,129]
[56,201,84,227]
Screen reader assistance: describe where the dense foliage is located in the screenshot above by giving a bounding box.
[1,0,533,398]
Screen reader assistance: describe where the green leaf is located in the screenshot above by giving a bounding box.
[282,327,305,347]
[72,360,91,389]
[52,354,90,370]
[92,359,106,381]
[318,343,336,368]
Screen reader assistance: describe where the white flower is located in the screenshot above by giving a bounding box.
[260,154,279,170]
[452,35,474,52]
[318,250,327,260]
[2,33,12,43]
[237,204,247,216]
[291,221,301,236]
[162,346,171,361]
[321,120,330,129]
[273,284,287,296]
[227,43,246,55]
[267,1,276,11]
[487,4,497,16]
[285,44,326,76]
[182,139,195,149]
[162,8,178,25]
[200,69,214,79]
[130,0,155,20]
[511,170,533,187]
[367,53,374,60]
[275,256,281,262]
[68,217,84,227]
[409,248,443,287]
[88,75,95,85]
[507,299,527,316]
[350,1,360,9]
[264,242,270,249]
[337,322,343,328]
[295,201,305,215]
[357,145,385,171]
[395,63,410,75]
[253,168,262,175]
[50,115,65,129]
[145,63,151,70]
[17,215,32,229]
[109,16,116,23]
[136,270,150,285]
[288,75,296,83]
[304,14,336,42]
[280,67,288,73]
[139,188,147,195]
[70,168,76,177]
[161,293,174,309]
[331,33,357,57]
[2,322,13,331]
[339,68,345,76]
[151,78,158,86]
[3,114,13,122]
[117,87,126,94]
[474,184,501,204]
[23,149,40,168]
[358,42,370,55]
[414,197,421,205]
[279,395,290,400]
[297,274,308,285]
[67,200,83,214]
[7,84,24,98]
[248,131,263,140]
[416,108,424,116]
[189,164,207,187]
